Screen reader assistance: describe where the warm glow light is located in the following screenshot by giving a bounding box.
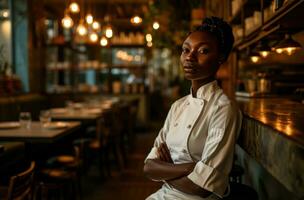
[147,41,153,47]
[250,56,260,63]
[1,10,9,18]
[286,47,297,55]
[100,36,108,46]
[260,51,269,58]
[92,21,100,30]
[0,20,11,40]
[77,23,87,36]
[105,27,113,38]
[89,32,98,42]
[153,21,160,30]
[69,2,80,13]
[130,15,142,24]
[145,34,152,42]
[275,48,284,54]
[61,14,74,29]
[86,14,94,24]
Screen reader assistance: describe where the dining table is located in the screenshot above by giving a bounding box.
[0,121,82,162]
[0,121,81,143]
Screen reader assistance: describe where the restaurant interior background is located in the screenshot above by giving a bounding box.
[0,0,304,199]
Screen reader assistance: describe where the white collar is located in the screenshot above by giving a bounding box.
[190,80,219,101]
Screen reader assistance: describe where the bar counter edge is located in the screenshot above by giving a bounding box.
[235,97,304,199]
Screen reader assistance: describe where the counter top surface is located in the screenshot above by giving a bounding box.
[236,97,304,147]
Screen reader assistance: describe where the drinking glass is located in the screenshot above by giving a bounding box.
[19,112,32,129]
[39,110,51,125]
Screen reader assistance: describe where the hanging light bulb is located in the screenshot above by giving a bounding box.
[260,51,270,58]
[100,36,108,46]
[89,32,98,42]
[153,21,160,30]
[85,14,94,24]
[145,33,152,42]
[274,34,302,55]
[92,21,100,30]
[69,2,80,13]
[0,9,9,18]
[250,52,260,63]
[61,14,74,29]
[275,48,284,54]
[256,41,271,58]
[76,21,87,36]
[105,26,113,38]
[130,15,142,24]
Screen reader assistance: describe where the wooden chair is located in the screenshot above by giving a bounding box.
[0,161,35,200]
[36,146,82,200]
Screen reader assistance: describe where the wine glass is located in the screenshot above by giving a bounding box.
[39,110,51,125]
[19,112,32,129]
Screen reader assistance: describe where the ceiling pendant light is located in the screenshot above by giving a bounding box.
[61,13,74,29]
[105,26,113,38]
[85,13,94,24]
[69,2,80,13]
[0,9,9,18]
[250,52,260,63]
[275,34,302,55]
[145,33,152,42]
[152,21,160,30]
[92,21,100,30]
[100,36,108,46]
[89,32,98,42]
[130,15,142,25]
[76,20,87,36]
[256,41,271,58]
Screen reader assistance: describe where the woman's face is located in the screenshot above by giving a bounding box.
[180,31,221,81]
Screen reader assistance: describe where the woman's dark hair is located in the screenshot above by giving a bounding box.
[194,16,234,61]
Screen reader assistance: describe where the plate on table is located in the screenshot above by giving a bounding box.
[43,122,68,129]
[51,108,67,114]
[86,108,102,114]
[0,122,20,129]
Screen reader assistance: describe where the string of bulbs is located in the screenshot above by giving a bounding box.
[61,1,161,47]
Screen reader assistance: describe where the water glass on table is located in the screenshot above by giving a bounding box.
[19,112,32,129]
[39,110,51,125]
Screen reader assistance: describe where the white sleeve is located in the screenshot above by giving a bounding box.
[144,103,175,163]
[187,103,242,198]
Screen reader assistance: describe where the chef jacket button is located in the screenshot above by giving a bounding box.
[200,102,204,105]
[174,123,178,127]
[187,124,192,129]
[182,149,187,153]
[186,102,190,105]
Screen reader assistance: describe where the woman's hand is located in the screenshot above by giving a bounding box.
[157,142,173,163]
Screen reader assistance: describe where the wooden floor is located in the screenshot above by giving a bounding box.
[82,125,162,200]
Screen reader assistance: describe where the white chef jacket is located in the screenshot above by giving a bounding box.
[145,80,242,199]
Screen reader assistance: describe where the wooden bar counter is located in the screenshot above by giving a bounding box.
[236,97,304,199]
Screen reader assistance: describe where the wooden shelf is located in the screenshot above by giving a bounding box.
[262,0,304,31]
[228,0,247,24]
[233,0,304,50]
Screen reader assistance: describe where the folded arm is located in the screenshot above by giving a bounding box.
[143,143,211,198]
[144,159,195,181]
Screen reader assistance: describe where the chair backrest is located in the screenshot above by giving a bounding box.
[7,161,35,200]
